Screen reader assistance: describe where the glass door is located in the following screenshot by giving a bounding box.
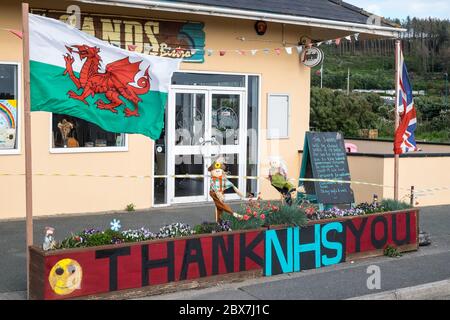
[167,89,246,204]
[209,91,246,201]
[168,89,209,203]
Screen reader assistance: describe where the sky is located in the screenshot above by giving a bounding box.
[344,0,450,20]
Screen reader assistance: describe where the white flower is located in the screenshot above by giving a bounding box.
[110,219,121,231]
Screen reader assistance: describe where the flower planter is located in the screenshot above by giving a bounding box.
[264,209,419,276]
[29,228,266,300]
[29,209,419,299]
[306,208,419,260]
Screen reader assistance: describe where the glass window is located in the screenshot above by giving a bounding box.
[51,114,125,148]
[154,110,167,205]
[246,76,259,196]
[0,64,19,151]
[267,94,289,139]
[172,73,245,87]
[211,94,240,145]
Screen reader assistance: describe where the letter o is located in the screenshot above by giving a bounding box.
[370,216,388,249]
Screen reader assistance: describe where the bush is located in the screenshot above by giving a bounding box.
[57,228,125,249]
[221,212,264,230]
[193,221,232,234]
[380,199,412,211]
[264,204,308,227]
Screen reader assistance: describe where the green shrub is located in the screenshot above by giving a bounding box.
[125,203,136,211]
[384,245,402,257]
[264,204,308,227]
[193,221,232,234]
[380,199,412,211]
[221,212,264,230]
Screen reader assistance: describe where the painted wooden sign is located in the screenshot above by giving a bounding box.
[264,210,418,276]
[29,210,418,299]
[299,132,355,205]
[32,9,205,63]
[31,229,264,300]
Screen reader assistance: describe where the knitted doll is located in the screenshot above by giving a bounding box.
[209,160,244,222]
[268,157,296,205]
[43,227,57,251]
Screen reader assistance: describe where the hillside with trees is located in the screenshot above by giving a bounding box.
[310,17,449,142]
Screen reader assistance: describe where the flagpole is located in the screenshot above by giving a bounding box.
[22,2,33,299]
[394,39,401,201]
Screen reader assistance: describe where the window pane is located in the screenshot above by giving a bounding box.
[246,76,259,196]
[52,114,125,148]
[267,95,289,139]
[172,73,245,87]
[221,154,239,194]
[211,94,240,145]
[174,154,204,197]
[0,64,18,150]
[175,93,205,146]
[154,111,167,205]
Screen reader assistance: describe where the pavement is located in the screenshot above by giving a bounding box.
[0,203,449,300]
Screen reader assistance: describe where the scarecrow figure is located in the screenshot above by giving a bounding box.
[209,159,244,222]
[43,226,57,251]
[268,156,296,206]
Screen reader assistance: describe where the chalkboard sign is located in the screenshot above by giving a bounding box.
[299,132,354,205]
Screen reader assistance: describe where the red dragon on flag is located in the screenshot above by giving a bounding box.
[62,44,150,117]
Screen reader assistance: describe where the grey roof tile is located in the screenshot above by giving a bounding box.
[165,0,396,27]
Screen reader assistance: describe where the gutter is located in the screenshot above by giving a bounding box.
[77,0,406,38]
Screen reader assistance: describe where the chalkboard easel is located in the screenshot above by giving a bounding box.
[297,132,355,210]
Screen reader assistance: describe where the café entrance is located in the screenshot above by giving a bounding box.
[153,72,260,205]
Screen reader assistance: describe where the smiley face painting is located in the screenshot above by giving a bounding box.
[48,258,83,295]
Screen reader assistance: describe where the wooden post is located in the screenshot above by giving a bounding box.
[22,2,33,299]
[394,40,401,201]
[410,186,415,207]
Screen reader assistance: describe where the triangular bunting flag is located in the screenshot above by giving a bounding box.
[7,29,23,39]
[250,49,258,56]
[285,47,292,55]
[296,46,303,54]
[335,38,341,45]
[207,49,213,56]
[354,33,360,41]
[127,44,137,51]
[345,35,352,41]
[219,50,226,56]
[316,42,323,47]
[274,48,281,55]
[263,48,270,54]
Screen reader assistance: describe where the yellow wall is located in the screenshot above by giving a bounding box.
[348,154,450,207]
[383,157,450,206]
[0,0,315,218]
[347,155,385,204]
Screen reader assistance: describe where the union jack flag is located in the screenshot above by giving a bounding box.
[394,45,419,154]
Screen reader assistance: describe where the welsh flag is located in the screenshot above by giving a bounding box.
[29,14,181,139]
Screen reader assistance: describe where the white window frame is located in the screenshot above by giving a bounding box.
[48,114,129,154]
[0,61,21,155]
[266,93,290,139]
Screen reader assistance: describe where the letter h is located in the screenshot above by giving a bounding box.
[141,242,175,286]
[293,225,321,271]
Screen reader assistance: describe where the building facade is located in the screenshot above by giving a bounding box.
[0,0,402,219]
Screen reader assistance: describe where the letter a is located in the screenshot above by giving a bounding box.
[366,265,381,290]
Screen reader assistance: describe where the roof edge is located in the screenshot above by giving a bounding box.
[77,0,406,38]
